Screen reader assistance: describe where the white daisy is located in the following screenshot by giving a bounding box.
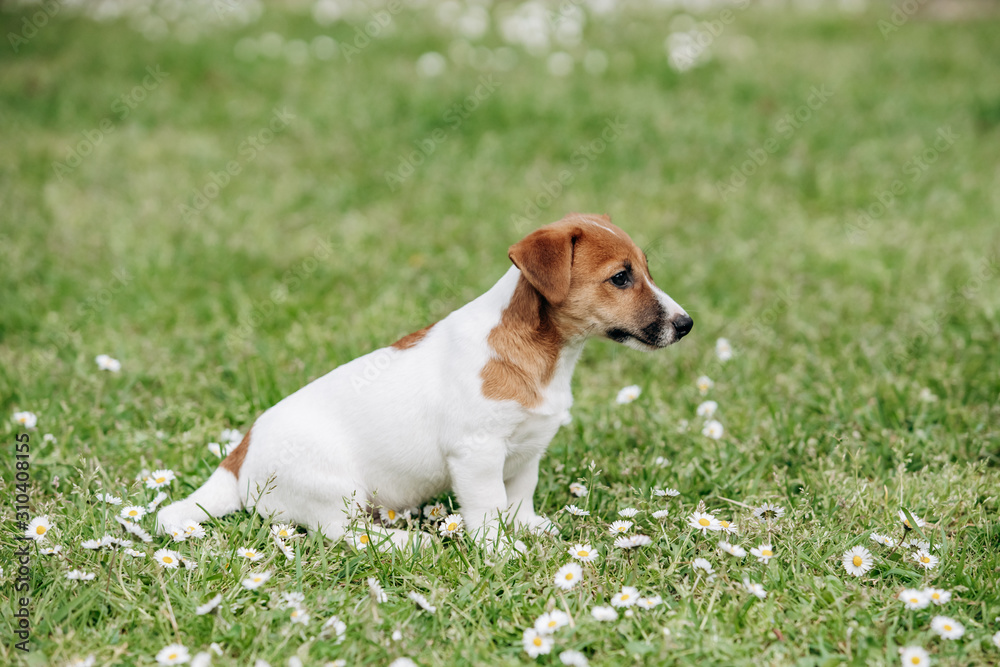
[718,519,738,535]
[696,375,714,395]
[842,546,874,577]
[719,541,746,558]
[716,338,733,361]
[564,504,590,516]
[124,547,146,558]
[241,571,272,590]
[42,433,56,443]
[66,657,95,667]
[918,387,938,403]
[912,550,938,570]
[274,536,295,561]
[120,505,146,521]
[870,532,895,547]
[637,595,663,609]
[591,605,617,621]
[25,515,52,541]
[13,411,38,429]
[692,558,714,574]
[652,487,680,497]
[154,548,182,569]
[438,514,464,538]
[523,628,554,657]
[898,509,925,530]
[183,521,206,539]
[554,562,583,590]
[611,586,639,608]
[322,615,347,643]
[608,520,633,534]
[368,577,388,603]
[155,643,190,665]
[701,419,724,439]
[687,511,721,534]
[81,538,105,550]
[145,469,176,489]
[753,502,786,521]
[569,482,588,497]
[618,534,652,549]
[195,594,223,615]
[924,588,951,605]
[992,630,1000,649]
[289,607,310,625]
[95,354,121,372]
[899,588,931,610]
[95,492,122,505]
[207,442,237,458]
[618,507,639,518]
[40,545,63,555]
[750,544,775,564]
[742,578,766,599]
[559,649,589,667]
[237,547,264,562]
[616,385,641,404]
[651,509,670,519]
[379,507,404,526]
[115,516,153,542]
[696,400,718,418]
[930,615,964,640]
[66,570,96,581]
[899,646,930,666]
[534,610,570,634]
[221,428,242,444]
[270,523,296,539]
[568,543,598,562]
[408,591,436,613]
[423,503,447,520]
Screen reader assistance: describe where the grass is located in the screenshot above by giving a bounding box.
[1,0,999,665]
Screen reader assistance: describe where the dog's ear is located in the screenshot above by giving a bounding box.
[508,224,581,306]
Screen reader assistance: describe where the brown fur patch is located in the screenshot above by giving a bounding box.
[391,322,436,350]
[220,426,251,476]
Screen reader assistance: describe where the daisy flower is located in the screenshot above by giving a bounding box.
[930,615,964,640]
[95,492,122,505]
[687,511,721,534]
[154,549,182,569]
[614,535,651,549]
[611,586,639,608]
[25,515,52,541]
[66,570,96,581]
[271,523,296,539]
[718,519,738,535]
[992,630,1000,649]
[40,545,63,555]
[899,588,931,610]
[742,578,766,599]
[870,532,895,547]
[237,547,264,562]
[146,492,168,513]
[652,487,680,497]
[750,544,775,564]
[221,428,242,443]
[608,520,633,534]
[322,615,347,643]
[652,509,670,519]
[183,521,206,539]
[559,650,589,667]
[918,387,938,403]
[120,506,146,521]
[719,541,746,558]
[290,607,310,625]
[753,502,786,521]
[408,591,436,613]
[568,543,598,562]
[156,644,190,665]
[569,482,588,497]
[241,571,271,590]
[898,509,925,530]
[145,469,176,489]
[115,516,153,542]
[350,533,374,550]
[275,536,295,561]
[423,502,448,520]
[904,538,932,551]
[522,628,554,657]
[696,375,714,395]
[716,337,733,361]
[591,606,617,621]
[554,562,583,590]
[564,505,590,516]
[637,595,663,609]
[195,594,223,615]
[368,577,388,603]
[899,646,930,666]
[207,441,238,458]
[701,419,724,439]
[618,507,639,518]
[438,514,464,538]
[81,538,105,550]
[13,411,38,429]
[924,588,951,605]
[95,354,121,372]
[67,657,96,667]
[124,548,146,558]
[692,558,714,574]
[696,400,718,418]
[912,550,938,570]
[171,526,190,543]
[842,546,874,577]
[379,507,404,526]
[616,385,641,404]
[534,610,570,634]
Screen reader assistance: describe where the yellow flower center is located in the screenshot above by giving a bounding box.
[762,549,773,557]
[720,521,729,528]
[910,598,919,604]
[254,576,262,582]
[129,510,137,516]
[168,654,177,660]
[36,526,46,535]
[943,624,952,631]
[387,510,396,520]
[163,556,173,563]
[911,658,920,665]
[852,556,863,567]
[621,594,630,600]
[577,550,588,557]
[533,637,542,647]
[698,518,710,526]
[155,477,166,484]
[448,522,458,531]
[279,530,288,537]
[548,621,557,628]
[564,573,574,580]
[921,556,930,563]
[931,593,940,599]
[359,535,370,544]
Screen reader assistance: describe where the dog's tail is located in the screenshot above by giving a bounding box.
[155,432,249,532]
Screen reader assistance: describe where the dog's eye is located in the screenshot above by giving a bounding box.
[610,271,631,288]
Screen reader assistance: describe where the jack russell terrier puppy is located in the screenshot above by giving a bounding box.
[157,213,693,548]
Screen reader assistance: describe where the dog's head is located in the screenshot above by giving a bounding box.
[508,213,692,350]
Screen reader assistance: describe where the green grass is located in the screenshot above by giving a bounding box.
[2,1,1000,665]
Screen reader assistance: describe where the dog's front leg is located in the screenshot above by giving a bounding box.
[447,443,508,545]
[505,456,558,535]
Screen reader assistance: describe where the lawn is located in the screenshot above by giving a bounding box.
[1,0,999,665]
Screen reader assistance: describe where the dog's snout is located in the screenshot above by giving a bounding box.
[671,314,693,339]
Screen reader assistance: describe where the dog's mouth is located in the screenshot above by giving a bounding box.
[606,328,665,351]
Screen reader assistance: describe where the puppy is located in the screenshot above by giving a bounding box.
[157,213,692,547]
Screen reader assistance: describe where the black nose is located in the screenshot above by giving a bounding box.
[671,314,693,339]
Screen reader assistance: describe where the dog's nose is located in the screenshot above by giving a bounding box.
[671,314,693,339]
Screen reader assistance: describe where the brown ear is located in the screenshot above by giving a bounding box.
[508,225,580,305]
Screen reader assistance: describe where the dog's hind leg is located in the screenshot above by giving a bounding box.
[156,468,242,532]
